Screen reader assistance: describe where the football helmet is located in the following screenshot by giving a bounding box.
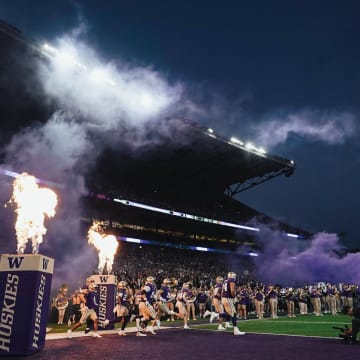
[118,280,127,288]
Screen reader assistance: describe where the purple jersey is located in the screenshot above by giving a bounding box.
[159,285,171,302]
[222,278,235,298]
[255,292,264,301]
[213,283,223,299]
[268,289,278,299]
[177,288,191,303]
[311,290,320,298]
[117,288,128,306]
[144,282,156,304]
[85,290,99,311]
[238,290,249,305]
[196,292,208,303]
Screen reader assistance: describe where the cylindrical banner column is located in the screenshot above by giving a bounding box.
[0,254,54,356]
[89,274,116,330]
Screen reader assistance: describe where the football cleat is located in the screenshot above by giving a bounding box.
[234,327,245,335]
[148,327,157,335]
[136,331,147,337]
[67,329,72,339]
[101,319,110,327]
[218,324,226,331]
[210,312,219,323]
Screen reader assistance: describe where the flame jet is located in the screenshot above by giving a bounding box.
[9,172,58,254]
[87,222,118,274]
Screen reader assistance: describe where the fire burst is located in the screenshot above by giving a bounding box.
[10,172,58,254]
[88,222,118,274]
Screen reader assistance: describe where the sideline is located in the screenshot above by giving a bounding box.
[45,325,174,340]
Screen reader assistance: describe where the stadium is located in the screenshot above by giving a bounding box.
[0,19,358,360]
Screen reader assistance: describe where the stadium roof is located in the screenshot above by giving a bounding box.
[92,116,295,199]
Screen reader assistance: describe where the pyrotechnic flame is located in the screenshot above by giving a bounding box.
[88,222,118,274]
[10,172,58,254]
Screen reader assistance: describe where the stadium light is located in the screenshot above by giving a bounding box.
[113,198,260,232]
[0,167,63,188]
[117,235,258,256]
[123,237,142,244]
[43,43,58,55]
[286,233,300,238]
[42,42,87,70]
[258,147,267,154]
[195,246,209,252]
[245,142,255,150]
[208,128,214,134]
[230,137,244,146]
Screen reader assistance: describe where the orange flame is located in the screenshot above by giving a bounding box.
[10,172,58,254]
[88,222,118,274]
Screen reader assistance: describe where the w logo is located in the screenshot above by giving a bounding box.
[100,276,108,283]
[8,256,24,269]
[42,258,49,270]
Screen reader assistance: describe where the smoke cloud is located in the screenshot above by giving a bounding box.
[1,28,184,290]
[253,226,360,285]
[250,110,357,149]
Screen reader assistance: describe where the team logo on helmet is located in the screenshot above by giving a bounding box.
[227,272,236,279]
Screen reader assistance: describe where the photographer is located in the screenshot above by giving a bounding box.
[342,304,360,344]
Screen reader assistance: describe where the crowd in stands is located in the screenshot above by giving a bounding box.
[50,244,359,324]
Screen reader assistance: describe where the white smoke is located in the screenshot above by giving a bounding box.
[1,28,184,287]
[5,112,91,181]
[38,35,182,128]
[250,110,357,149]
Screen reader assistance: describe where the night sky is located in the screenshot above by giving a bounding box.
[1,0,360,250]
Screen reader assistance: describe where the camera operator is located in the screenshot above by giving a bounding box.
[342,304,360,344]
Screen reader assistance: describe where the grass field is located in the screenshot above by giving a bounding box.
[47,313,352,339]
[197,314,352,338]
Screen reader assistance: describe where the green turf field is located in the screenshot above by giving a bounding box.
[196,314,352,338]
[47,314,352,338]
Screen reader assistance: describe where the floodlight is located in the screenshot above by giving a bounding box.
[230,137,244,145]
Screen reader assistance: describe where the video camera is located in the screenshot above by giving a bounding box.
[332,324,353,344]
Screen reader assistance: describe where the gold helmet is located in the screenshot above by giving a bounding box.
[87,278,97,291]
[146,276,155,283]
[163,278,171,284]
[216,276,224,283]
[118,280,127,288]
[227,272,236,279]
